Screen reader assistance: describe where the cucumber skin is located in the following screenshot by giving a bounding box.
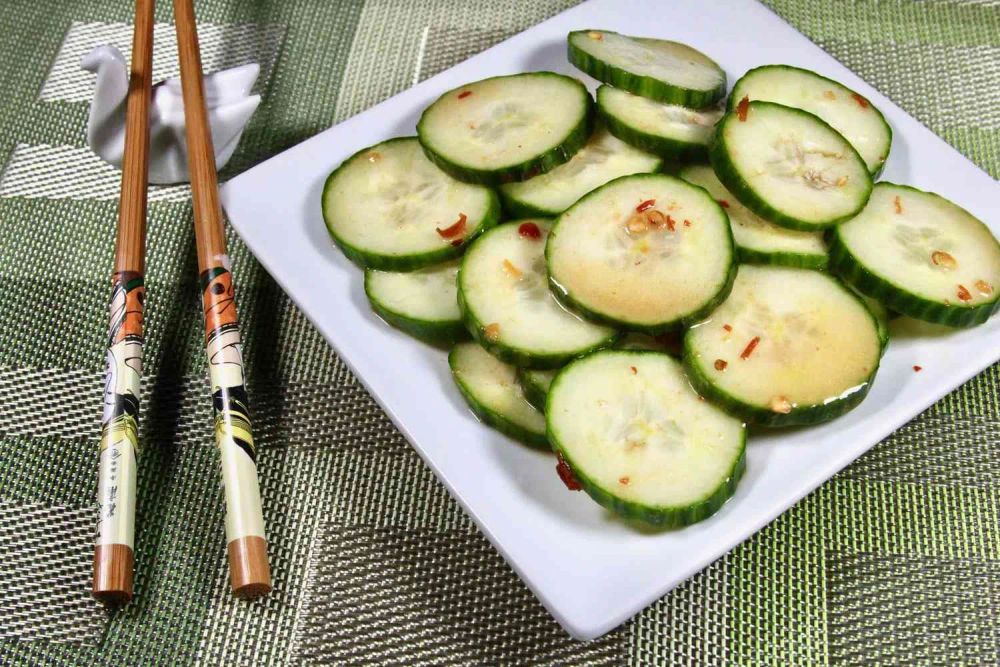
[324,138,502,271]
[546,174,738,334]
[517,368,550,412]
[828,225,1000,329]
[596,86,711,161]
[546,351,747,528]
[737,245,828,271]
[708,101,873,231]
[681,286,883,427]
[417,73,595,186]
[457,280,621,369]
[568,32,725,108]
[449,348,550,449]
[729,64,892,177]
[363,271,469,346]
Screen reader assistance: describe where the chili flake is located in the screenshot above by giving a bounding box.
[714,359,728,371]
[736,95,750,122]
[975,280,994,295]
[913,365,923,372]
[457,90,472,99]
[627,213,650,234]
[587,31,603,40]
[957,284,972,302]
[718,199,730,208]
[629,366,638,375]
[518,222,541,239]
[556,455,582,491]
[636,199,656,213]
[665,215,677,232]
[852,92,869,109]
[436,213,467,238]
[723,324,733,332]
[931,251,956,269]
[683,219,692,227]
[894,196,903,214]
[618,476,631,486]
[450,238,463,247]
[366,151,381,163]
[823,90,836,100]
[483,322,501,342]
[740,336,761,360]
[646,210,667,229]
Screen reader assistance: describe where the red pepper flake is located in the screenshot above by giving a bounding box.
[740,336,761,360]
[683,219,692,227]
[957,284,972,302]
[723,324,733,332]
[913,365,923,372]
[665,215,676,231]
[736,95,750,122]
[636,199,656,213]
[618,476,630,486]
[556,455,582,491]
[436,213,467,239]
[852,92,869,109]
[483,322,501,342]
[629,366,638,375]
[714,359,728,371]
[518,222,541,239]
[718,199,730,208]
[457,90,472,99]
[450,238,463,247]
[894,196,903,215]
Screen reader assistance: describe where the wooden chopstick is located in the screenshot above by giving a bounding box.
[92,0,155,606]
[172,0,272,599]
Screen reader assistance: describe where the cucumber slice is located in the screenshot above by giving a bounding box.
[596,85,723,160]
[323,137,500,270]
[730,65,892,175]
[364,261,467,345]
[546,173,736,333]
[498,123,662,218]
[684,265,882,426]
[459,219,619,368]
[829,183,1000,328]
[449,342,548,448]
[709,101,872,231]
[517,367,556,412]
[678,164,827,269]
[568,30,725,108]
[417,73,593,185]
[855,289,890,353]
[547,350,746,527]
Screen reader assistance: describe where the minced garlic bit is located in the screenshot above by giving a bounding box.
[956,284,972,302]
[502,259,523,279]
[836,175,849,187]
[483,323,501,342]
[975,280,994,295]
[931,251,957,269]
[366,151,381,163]
[587,31,603,40]
[823,90,836,100]
[769,395,793,414]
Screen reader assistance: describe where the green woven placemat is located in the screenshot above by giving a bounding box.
[0,0,996,664]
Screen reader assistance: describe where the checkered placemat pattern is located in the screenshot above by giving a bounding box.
[0,0,996,664]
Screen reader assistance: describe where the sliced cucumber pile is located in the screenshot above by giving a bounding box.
[365,261,466,344]
[323,137,500,270]
[498,122,661,218]
[597,85,722,160]
[731,65,892,175]
[449,342,548,448]
[547,173,736,333]
[568,30,725,108]
[517,367,556,412]
[459,219,619,367]
[417,73,593,185]
[322,29,998,533]
[547,350,746,527]
[710,101,872,230]
[684,265,883,426]
[830,183,1000,327]
[679,164,827,269]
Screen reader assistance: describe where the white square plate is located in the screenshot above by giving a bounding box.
[220,0,1000,639]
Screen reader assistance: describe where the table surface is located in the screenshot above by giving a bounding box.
[0,0,997,664]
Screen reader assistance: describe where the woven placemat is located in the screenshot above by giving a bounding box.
[0,0,996,664]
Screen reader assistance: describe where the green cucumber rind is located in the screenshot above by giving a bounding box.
[323,138,502,270]
[728,64,893,177]
[498,192,561,219]
[516,368,551,412]
[448,348,550,449]
[546,350,747,528]
[568,32,726,108]
[681,282,883,427]
[363,270,469,345]
[596,86,712,161]
[828,188,1000,328]
[417,73,595,186]
[546,174,738,334]
[736,245,829,271]
[708,101,873,231]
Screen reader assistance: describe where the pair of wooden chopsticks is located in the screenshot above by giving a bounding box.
[92,0,271,604]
